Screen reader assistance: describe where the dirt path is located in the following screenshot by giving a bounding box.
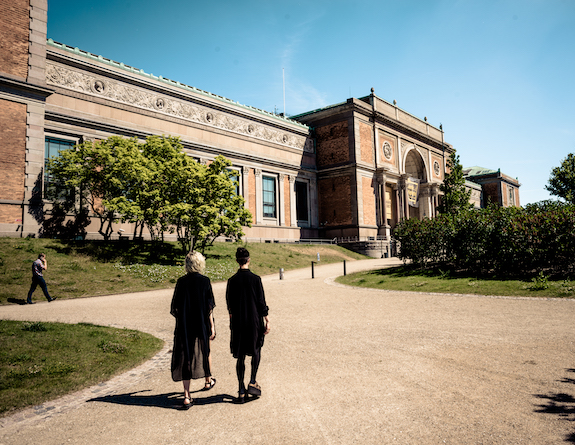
[1,257,574,444]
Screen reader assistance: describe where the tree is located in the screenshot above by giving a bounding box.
[47,136,144,240]
[170,155,252,253]
[47,135,252,249]
[436,151,473,215]
[545,153,575,204]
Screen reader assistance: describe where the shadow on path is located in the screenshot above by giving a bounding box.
[88,390,238,411]
[534,368,575,443]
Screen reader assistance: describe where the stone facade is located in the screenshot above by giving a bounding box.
[463,167,521,208]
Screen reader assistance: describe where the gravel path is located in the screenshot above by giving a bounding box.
[1,257,574,444]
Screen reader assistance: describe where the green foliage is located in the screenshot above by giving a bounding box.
[21,321,47,332]
[47,135,252,250]
[437,151,473,215]
[546,153,575,203]
[393,203,575,277]
[530,272,549,291]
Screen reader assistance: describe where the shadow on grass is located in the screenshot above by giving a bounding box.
[534,368,575,443]
[370,264,533,283]
[45,240,184,265]
[88,389,238,410]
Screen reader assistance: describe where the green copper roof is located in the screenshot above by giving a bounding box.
[463,166,498,177]
[47,39,309,130]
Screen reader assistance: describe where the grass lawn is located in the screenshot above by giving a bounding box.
[0,320,163,417]
[0,237,366,305]
[336,264,575,299]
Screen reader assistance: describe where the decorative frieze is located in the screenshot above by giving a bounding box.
[46,62,310,151]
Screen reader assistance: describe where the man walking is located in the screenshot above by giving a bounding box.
[27,253,56,304]
[226,247,270,403]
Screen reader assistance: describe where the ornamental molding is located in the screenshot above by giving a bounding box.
[46,62,311,152]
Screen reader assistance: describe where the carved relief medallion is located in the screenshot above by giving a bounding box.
[434,161,441,177]
[382,142,392,160]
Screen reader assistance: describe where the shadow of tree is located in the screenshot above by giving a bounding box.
[534,369,575,443]
[88,390,237,410]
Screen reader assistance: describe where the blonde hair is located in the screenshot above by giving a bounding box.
[185,251,206,274]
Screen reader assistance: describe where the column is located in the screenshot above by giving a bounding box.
[278,173,285,226]
[289,175,296,227]
[310,177,318,227]
[241,166,250,210]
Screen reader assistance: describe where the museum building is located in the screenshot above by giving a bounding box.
[0,0,519,250]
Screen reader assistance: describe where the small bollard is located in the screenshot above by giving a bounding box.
[311,261,315,279]
[317,252,320,262]
[343,260,346,276]
[279,268,284,280]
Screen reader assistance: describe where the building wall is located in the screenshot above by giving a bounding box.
[359,121,374,165]
[0,0,29,79]
[362,175,377,226]
[318,175,353,227]
[315,121,349,167]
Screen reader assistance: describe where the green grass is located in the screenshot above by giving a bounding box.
[0,238,366,304]
[336,265,575,298]
[0,320,163,417]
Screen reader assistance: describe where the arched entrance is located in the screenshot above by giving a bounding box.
[404,148,427,219]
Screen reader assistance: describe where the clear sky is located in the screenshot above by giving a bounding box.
[47,0,575,205]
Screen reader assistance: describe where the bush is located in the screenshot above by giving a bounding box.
[393,202,575,277]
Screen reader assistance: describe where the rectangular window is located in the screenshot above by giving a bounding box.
[262,175,276,218]
[295,181,309,222]
[44,137,75,199]
[227,168,240,196]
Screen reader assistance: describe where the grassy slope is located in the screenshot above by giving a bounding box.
[0,238,366,304]
[336,265,575,298]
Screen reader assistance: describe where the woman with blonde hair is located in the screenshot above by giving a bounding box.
[170,251,216,409]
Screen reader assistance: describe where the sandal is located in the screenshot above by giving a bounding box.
[182,396,193,410]
[235,392,245,404]
[247,382,261,396]
[203,377,216,391]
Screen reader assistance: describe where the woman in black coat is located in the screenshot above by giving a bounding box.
[170,251,216,409]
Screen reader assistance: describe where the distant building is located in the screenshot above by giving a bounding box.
[463,166,521,208]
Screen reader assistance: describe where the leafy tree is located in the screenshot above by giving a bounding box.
[47,136,143,240]
[170,155,252,253]
[545,153,575,204]
[47,135,252,250]
[436,151,473,215]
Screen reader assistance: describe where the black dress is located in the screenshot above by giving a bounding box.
[170,272,215,381]
[226,269,269,358]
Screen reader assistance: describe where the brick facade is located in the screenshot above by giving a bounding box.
[362,176,376,226]
[283,175,291,226]
[359,121,374,165]
[316,121,349,167]
[0,99,27,202]
[318,176,352,227]
[0,0,30,79]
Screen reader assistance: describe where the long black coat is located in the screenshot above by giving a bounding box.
[170,272,215,381]
[226,268,269,358]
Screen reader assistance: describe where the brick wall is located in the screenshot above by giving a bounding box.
[0,99,27,201]
[359,122,373,164]
[362,176,376,226]
[378,131,397,167]
[0,0,30,78]
[318,175,352,226]
[482,182,499,206]
[316,121,349,167]
[0,98,27,223]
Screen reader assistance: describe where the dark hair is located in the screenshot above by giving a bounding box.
[236,247,250,265]
[38,253,45,259]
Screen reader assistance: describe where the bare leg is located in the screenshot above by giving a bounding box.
[183,379,191,399]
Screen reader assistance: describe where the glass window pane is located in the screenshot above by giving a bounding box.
[262,176,276,218]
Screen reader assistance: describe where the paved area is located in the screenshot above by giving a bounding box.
[1,257,575,444]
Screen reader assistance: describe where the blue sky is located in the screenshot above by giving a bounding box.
[47,0,575,205]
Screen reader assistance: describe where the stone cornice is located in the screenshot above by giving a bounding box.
[0,74,53,101]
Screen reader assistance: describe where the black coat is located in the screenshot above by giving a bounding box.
[170,272,215,381]
[226,268,269,358]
